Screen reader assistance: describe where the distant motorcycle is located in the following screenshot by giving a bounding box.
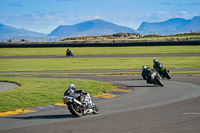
[157,64,171,79]
[66,51,74,57]
[62,93,98,117]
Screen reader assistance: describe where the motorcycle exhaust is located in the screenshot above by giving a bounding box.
[73,99,83,105]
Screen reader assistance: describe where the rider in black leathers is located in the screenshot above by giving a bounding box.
[66,48,73,56]
[153,59,163,72]
[142,66,155,84]
[66,48,71,53]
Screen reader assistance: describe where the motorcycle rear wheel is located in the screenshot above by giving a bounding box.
[68,103,83,117]
[92,104,99,114]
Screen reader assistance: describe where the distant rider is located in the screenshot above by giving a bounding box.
[142,65,155,83]
[66,48,73,56]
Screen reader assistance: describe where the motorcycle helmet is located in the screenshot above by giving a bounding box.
[68,84,75,89]
[142,65,147,70]
[153,59,157,63]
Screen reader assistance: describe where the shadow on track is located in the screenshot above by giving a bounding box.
[126,78,144,81]
[10,114,72,120]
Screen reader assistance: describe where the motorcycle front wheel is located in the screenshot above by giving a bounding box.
[68,103,83,117]
[155,78,164,87]
[166,72,171,79]
[142,74,147,80]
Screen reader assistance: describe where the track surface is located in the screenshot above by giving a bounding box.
[0,53,200,133]
[0,82,19,92]
[0,75,200,133]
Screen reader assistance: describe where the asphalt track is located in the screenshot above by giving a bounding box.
[0,82,19,92]
[0,54,200,133]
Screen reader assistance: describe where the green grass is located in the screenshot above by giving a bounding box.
[0,57,200,72]
[0,77,116,112]
[170,71,200,74]
[1,71,200,77]
[0,46,200,56]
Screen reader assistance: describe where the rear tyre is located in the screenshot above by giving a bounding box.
[68,103,83,117]
[92,104,99,114]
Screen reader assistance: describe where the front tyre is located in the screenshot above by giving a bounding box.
[68,103,83,117]
[142,74,147,80]
[155,78,164,87]
[166,72,171,79]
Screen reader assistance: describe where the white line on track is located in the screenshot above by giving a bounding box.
[194,95,200,97]
[183,112,200,115]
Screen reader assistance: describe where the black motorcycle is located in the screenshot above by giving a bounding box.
[66,51,74,57]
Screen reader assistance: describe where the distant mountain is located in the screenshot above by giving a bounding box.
[0,23,45,39]
[137,16,200,35]
[48,19,137,38]
[2,16,200,40]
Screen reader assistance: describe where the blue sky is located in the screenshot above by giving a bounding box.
[0,0,200,34]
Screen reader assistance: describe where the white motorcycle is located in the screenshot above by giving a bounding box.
[62,93,98,117]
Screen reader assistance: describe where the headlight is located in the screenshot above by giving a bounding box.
[151,72,156,79]
[63,96,73,104]
[63,98,69,104]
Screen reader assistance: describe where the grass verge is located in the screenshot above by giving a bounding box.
[0,46,200,56]
[1,71,200,77]
[1,57,200,72]
[0,77,116,112]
